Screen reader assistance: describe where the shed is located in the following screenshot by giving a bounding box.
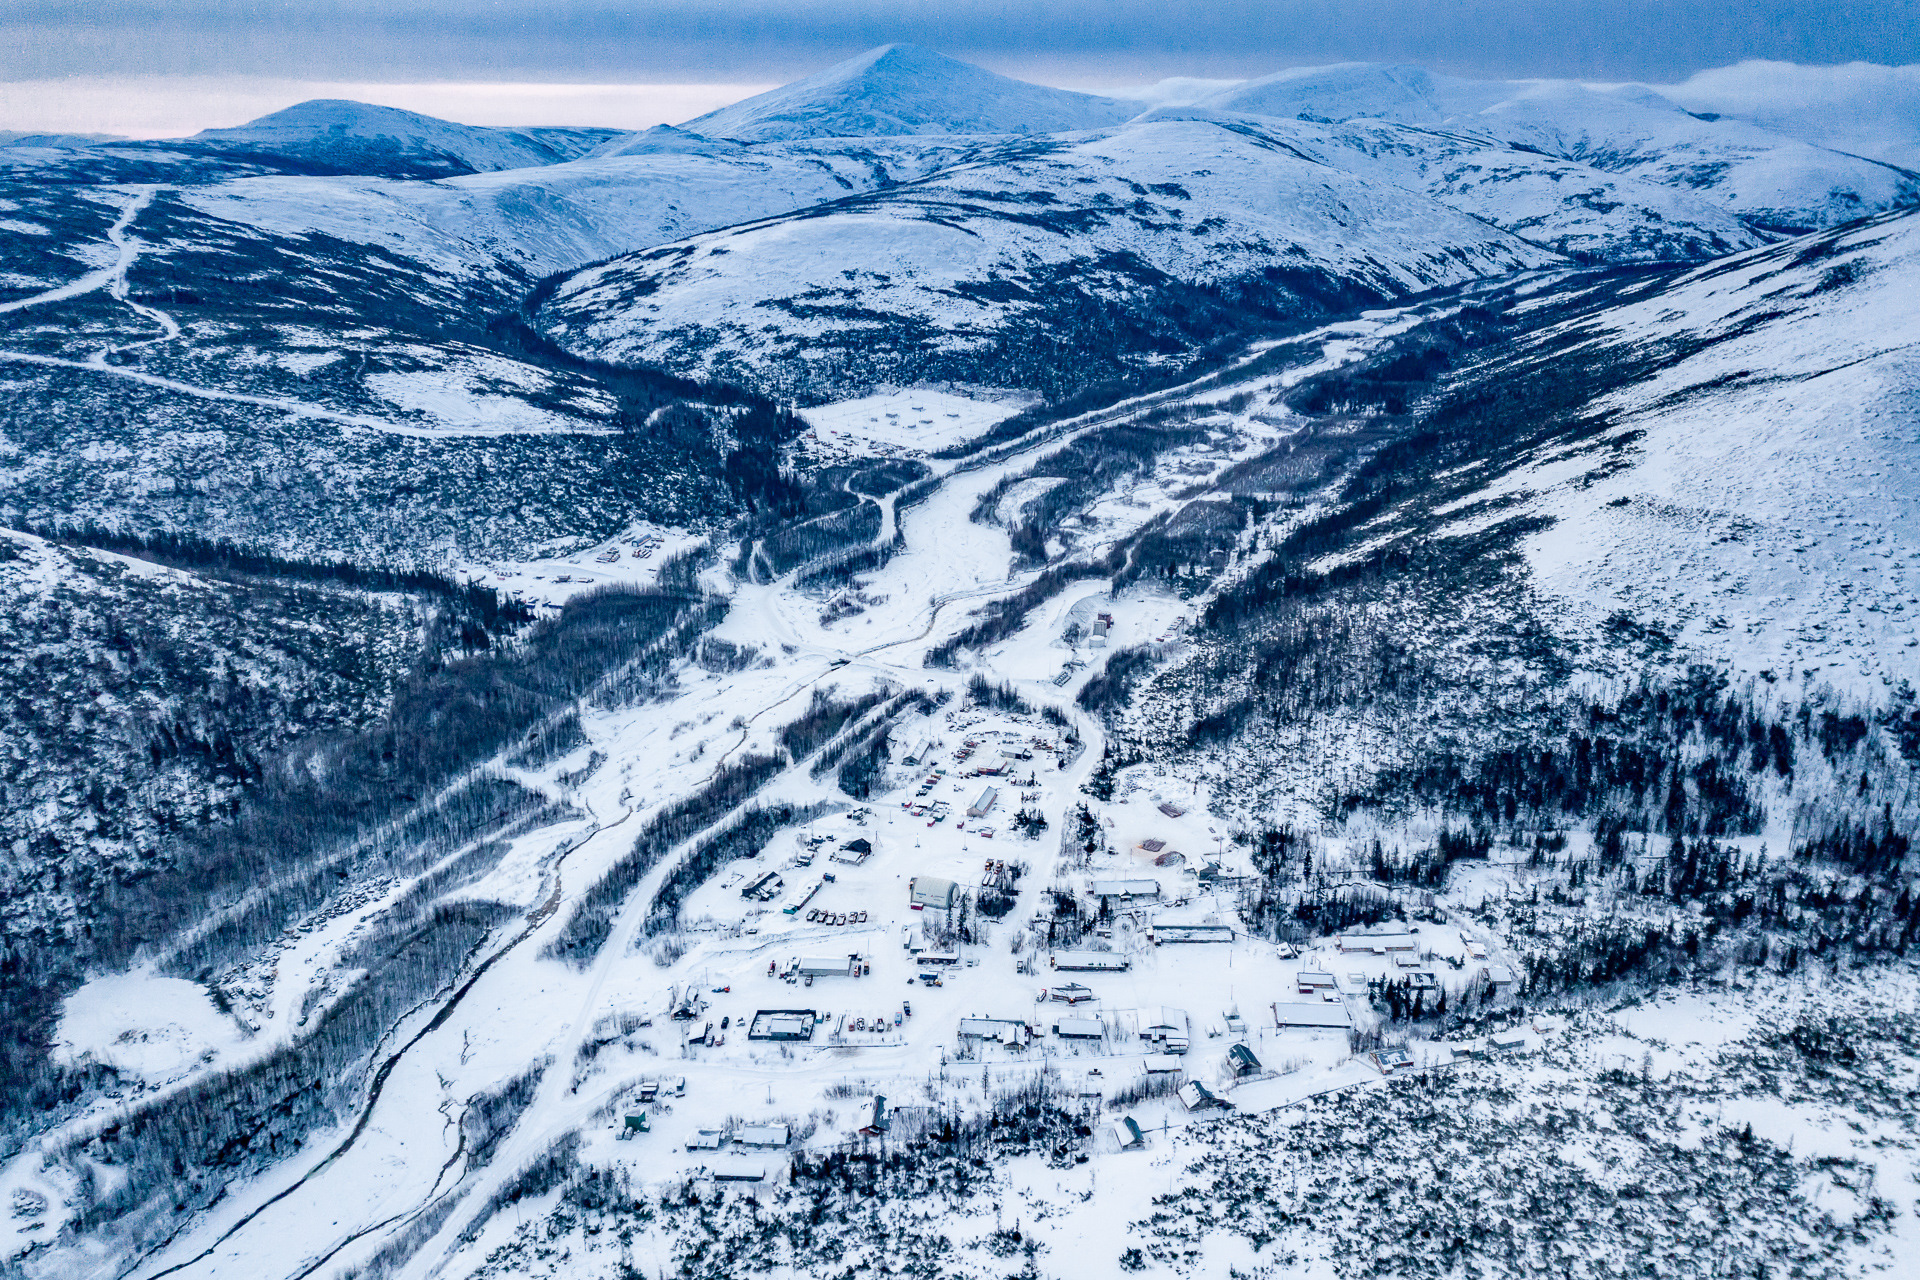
[1273,1001,1352,1029]
[798,956,855,978]
[1227,1044,1263,1077]
[1052,950,1130,972]
[1054,1016,1105,1039]
[1157,801,1186,818]
[735,1124,789,1149]
[910,876,958,911]
[1113,1116,1146,1149]
[967,786,999,818]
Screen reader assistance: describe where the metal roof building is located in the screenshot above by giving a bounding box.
[747,1009,818,1041]
[1053,1016,1105,1039]
[735,1124,789,1149]
[967,786,999,818]
[1051,949,1130,972]
[1091,879,1161,900]
[910,875,958,911]
[1273,1001,1352,1029]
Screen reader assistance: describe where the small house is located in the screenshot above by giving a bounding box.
[686,1128,726,1151]
[1054,1016,1105,1040]
[709,1157,768,1183]
[1490,1031,1528,1052]
[1297,971,1337,993]
[1227,1044,1263,1077]
[1143,1053,1184,1075]
[735,1124,789,1149]
[861,1095,890,1136]
[1114,1116,1146,1149]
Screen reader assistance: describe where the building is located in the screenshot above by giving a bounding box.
[1408,971,1439,990]
[1142,1053,1184,1075]
[1490,1031,1528,1052]
[1136,839,1166,855]
[1113,1116,1146,1149]
[1177,1081,1222,1112]
[735,1124,789,1149]
[686,1128,726,1151]
[1337,932,1421,956]
[1047,983,1095,1004]
[1052,950,1130,972]
[1273,1001,1352,1029]
[797,956,856,978]
[1297,971,1337,993]
[957,1016,1030,1047]
[967,786,999,818]
[861,1095,890,1136]
[916,948,960,967]
[709,1157,769,1183]
[910,876,958,911]
[1370,1048,1415,1074]
[1157,801,1186,818]
[747,1010,818,1041]
[742,870,783,901]
[1151,922,1234,944]
[1227,1044,1263,1078]
[1090,879,1161,903]
[831,838,873,866]
[1053,1016,1105,1039]
[1139,1007,1190,1053]
[1488,965,1517,999]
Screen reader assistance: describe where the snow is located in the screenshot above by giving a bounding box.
[797,388,1021,454]
[184,98,603,173]
[51,968,248,1083]
[678,44,1141,142]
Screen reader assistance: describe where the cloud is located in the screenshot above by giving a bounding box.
[0,77,773,138]
[1659,60,1920,170]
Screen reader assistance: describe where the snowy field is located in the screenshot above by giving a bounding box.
[797,388,1024,456]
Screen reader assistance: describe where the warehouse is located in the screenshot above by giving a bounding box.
[967,786,999,818]
[1051,949,1130,972]
[796,956,857,978]
[909,876,958,911]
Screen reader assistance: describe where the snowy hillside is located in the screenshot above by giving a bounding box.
[181,99,623,178]
[678,43,1140,141]
[1203,64,1919,233]
[535,118,1560,400]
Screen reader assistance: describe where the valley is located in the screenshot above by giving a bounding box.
[0,41,1916,1280]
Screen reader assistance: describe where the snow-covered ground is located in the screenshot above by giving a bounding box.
[797,388,1023,456]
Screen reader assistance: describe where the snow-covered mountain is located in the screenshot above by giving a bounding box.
[533,117,1564,400]
[677,43,1141,141]
[1202,64,1918,234]
[178,99,624,177]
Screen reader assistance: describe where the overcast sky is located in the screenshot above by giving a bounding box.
[2,1,1916,136]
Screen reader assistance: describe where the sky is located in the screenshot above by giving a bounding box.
[0,0,1916,137]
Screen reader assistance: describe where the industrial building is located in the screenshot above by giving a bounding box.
[910,876,958,911]
[747,1010,818,1041]
[1090,878,1161,903]
[966,785,999,818]
[1052,949,1130,972]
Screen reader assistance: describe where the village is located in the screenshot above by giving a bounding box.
[565,699,1535,1190]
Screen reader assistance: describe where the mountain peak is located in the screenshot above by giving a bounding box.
[678,44,1140,141]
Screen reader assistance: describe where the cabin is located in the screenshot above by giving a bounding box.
[861,1095,890,1136]
[686,1128,726,1151]
[910,876,958,911]
[1177,1080,1223,1112]
[1227,1044,1263,1078]
[1142,1053,1184,1075]
[1273,1001,1352,1029]
[1490,1031,1528,1052]
[1113,1116,1146,1149]
[1053,1016,1105,1040]
[1052,950,1130,972]
[748,1010,818,1041]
